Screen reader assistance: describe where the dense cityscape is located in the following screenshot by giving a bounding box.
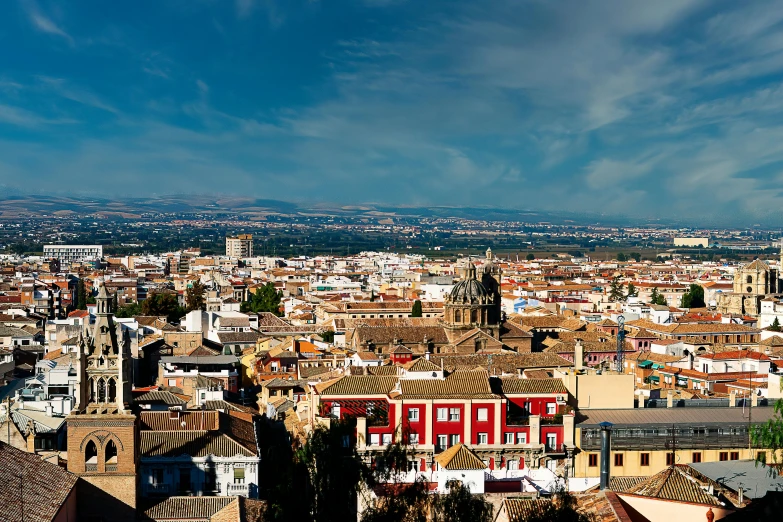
[2,217,783,521]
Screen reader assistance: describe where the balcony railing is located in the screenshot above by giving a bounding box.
[581,433,750,451]
[85,463,97,472]
[105,464,117,472]
[540,415,563,425]
[506,414,530,426]
[227,483,249,496]
[147,484,170,495]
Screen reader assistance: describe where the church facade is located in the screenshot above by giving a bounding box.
[717,258,782,316]
[66,281,138,521]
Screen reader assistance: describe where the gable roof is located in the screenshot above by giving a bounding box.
[496,377,568,395]
[140,431,256,458]
[622,466,721,506]
[400,370,497,399]
[0,441,78,522]
[317,375,399,396]
[434,443,486,470]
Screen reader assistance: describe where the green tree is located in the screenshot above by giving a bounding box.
[771,317,782,332]
[752,400,783,472]
[680,284,706,308]
[630,252,642,262]
[608,276,625,302]
[142,292,185,323]
[76,279,87,310]
[625,282,638,298]
[526,253,535,261]
[185,280,206,312]
[241,282,283,316]
[115,302,142,318]
[649,287,667,306]
[616,252,627,262]
[432,480,494,522]
[411,300,423,318]
[524,486,596,522]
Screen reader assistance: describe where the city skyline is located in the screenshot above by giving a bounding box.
[3,1,783,222]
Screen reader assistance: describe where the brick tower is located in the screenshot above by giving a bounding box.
[66,280,137,521]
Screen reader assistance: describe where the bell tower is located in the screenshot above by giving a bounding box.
[67,280,138,521]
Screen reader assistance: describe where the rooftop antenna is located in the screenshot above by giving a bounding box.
[616,315,625,373]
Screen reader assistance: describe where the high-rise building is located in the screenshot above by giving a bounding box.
[43,244,103,263]
[66,281,137,521]
[226,234,253,258]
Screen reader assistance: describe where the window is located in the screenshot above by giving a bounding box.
[478,433,488,444]
[692,452,702,463]
[449,434,460,447]
[640,453,650,466]
[168,379,177,387]
[614,454,624,467]
[507,459,519,471]
[105,440,118,465]
[85,440,98,464]
[382,434,392,445]
[588,454,598,467]
[546,403,556,415]
[449,408,460,421]
[477,408,488,421]
[437,435,447,450]
[409,433,419,445]
[370,434,380,446]
[516,433,527,444]
[505,433,514,444]
[730,452,740,461]
[437,408,447,421]
[666,453,675,465]
[151,468,164,485]
[233,467,245,484]
[719,452,729,461]
[179,468,191,492]
[408,408,419,421]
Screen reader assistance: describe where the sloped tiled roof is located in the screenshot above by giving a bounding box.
[403,357,441,373]
[497,377,567,395]
[501,499,550,521]
[400,370,497,399]
[0,441,79,522]
[139,410,219,431]
[135,390,188,406]
[143,496,235,521]
[140,431,256,458]
[434,443,486,470]
[318,375,399,396]
[623,466,721,505]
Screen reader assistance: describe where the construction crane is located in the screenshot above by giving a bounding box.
[616,315,625,373]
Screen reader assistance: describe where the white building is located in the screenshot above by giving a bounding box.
[43,244,103,263]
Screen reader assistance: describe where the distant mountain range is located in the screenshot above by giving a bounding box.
[0,194,685,227]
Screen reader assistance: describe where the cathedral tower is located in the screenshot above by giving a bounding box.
[66,281,137,521]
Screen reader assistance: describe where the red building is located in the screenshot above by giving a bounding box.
[315,370,572,474]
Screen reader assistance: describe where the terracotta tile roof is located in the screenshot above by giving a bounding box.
[366,365,400,376]
[354,325,450,345]
[403,357,442,373]
[140,431,256,458]
[0,441,78,522]
[760,335,783,346]
[400,370,498,399]
[143,496,235,521]
[430,353,573,375]
[434,443,486,470]
[608,476,648,491]
[497,377,567,395]
[623,466,721,505]
[318,375,399,396]
[355,351,381,361]
[500,498,550,521]
[135,390,189,406]
[139,410,220,431]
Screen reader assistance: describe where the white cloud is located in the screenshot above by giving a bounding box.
[23,1,75,46]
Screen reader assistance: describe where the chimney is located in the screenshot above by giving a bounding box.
[667,389,673,408]
[599,421,613,490]
[575,340,584,371]
[738,487,744,505]
[752,391,758,407]
[44,404,53,417]
[729,390,736,407]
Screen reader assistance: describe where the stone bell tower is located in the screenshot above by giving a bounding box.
[66,280,138,521]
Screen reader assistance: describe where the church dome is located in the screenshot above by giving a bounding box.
[449,277,491,304]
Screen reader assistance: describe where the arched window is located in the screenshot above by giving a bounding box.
[105,440,118,465]
[455,309,462,323]
[97,378,106,402]
[88,378,96,402]
[747,275,753,284]
[108,378,117,403]
[85,440,98,464]
[471,309,478,323]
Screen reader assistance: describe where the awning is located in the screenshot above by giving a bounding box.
[648,376,660,382]
[652,363,665,370]
[638,360,653,369]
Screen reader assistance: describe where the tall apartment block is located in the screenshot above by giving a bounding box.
[226,234,253,257]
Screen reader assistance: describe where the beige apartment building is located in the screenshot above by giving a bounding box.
[226,234,253,257]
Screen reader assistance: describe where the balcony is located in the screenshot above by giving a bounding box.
[227,483,249,497]
[105,464,117,472]
[147,483,171,495]
[85,463,97,472]
[540,414,563,426]
[505,414,530,426]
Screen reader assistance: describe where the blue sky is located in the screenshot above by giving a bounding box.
[3,0,783,222]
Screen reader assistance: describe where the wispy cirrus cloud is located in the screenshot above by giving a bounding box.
[22,0,74,46]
